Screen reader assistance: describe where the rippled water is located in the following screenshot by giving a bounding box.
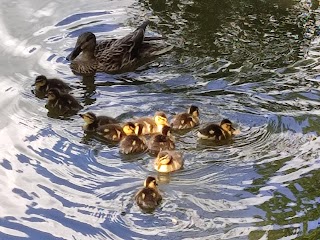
[1,0,320,239]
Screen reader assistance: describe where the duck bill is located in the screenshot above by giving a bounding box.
[232,128,241,135]
[66,45,82,61]
[78,113,84,118]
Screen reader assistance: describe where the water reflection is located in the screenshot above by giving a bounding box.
[1,0,320,239]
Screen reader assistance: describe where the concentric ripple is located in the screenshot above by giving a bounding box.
[1,0,320,239]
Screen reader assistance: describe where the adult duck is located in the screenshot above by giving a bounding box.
[67,21,173,75]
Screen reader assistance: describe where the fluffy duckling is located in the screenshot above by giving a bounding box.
[148,126,175,156]
[134,111,169,135]
[79,112,118,131]
[135,176,162,211]
[171,105,200,130]
[197,119,240,140]
[32,75,71,93]
[96,122,135,142]
[119,124,147,154]
[154,150,183,173]
[46,88,82,115]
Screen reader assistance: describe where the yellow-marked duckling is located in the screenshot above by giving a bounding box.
[96,122,136,142]
[135,176,162,211]
[46,88,82,115]
[79,112,118,131]
[197,119,240,140]
[171,105,200,130]
[148,126,175,156]
[134,111,169,135]
[154,150,183,173]
[119,124,147,154]
[32,75,71,93]
[67,21,173,75]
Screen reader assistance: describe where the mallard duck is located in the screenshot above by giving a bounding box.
[154,150,183,173]
[119,124,147,154]
[79,112,118,131]
[66,21,173,75]
[134,111,169,135]
[148,126,175,156]
[96,122,136,142]
[135,176,162,211]
[46,88,82,115]
[171,105,200,130]
[197,119,240,140]
[32,75,71,93]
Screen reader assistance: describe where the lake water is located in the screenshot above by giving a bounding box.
[1,0,320,239]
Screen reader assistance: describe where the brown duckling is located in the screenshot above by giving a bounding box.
[197,119,240,140]
[119,124,147,154]
[134,111,169,135]
[79,112,118,131]
[135,176,162,211]
[154,150,183,173]
[171,105,200,130]
[148,126,175,156]
[96,122,136,142]
[46,88,82,115]
[32,75,71,93]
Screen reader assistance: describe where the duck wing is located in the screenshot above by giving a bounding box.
[97,21,150,73]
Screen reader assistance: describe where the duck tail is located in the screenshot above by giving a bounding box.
[151,45,174,56]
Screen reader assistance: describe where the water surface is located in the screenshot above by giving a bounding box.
[1,0,320,239]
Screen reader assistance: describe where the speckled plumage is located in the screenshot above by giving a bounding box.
[67,21,173,75]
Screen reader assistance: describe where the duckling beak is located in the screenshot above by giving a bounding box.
[31,83,35,86]
[66,45,82,61]
[232,128,241,135]
[79,114,84,118]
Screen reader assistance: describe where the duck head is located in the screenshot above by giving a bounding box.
[67,32,96,61]
[47,88,61,101]
[144,176,158,189]
[79,112,97,124]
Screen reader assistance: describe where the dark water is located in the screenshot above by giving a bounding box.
[1,0,320,239]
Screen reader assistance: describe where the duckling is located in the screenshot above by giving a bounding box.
[46,88,82,115]
[79,112,118,131]
[197,119,240,140]
[96,122,136,142]
[154,150,183,173]
[135,176,162,211]
[148,126,175,156]
[134,111,169,135]
[119,124,147,154]
[67,21,173,75]
[32,75,71,93]
[171,105,200,130]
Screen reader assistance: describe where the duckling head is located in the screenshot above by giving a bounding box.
[123,122,136,135]
[161,125,172,137]
[154,111,169,127]
[156,151,172,169]
[47,88,61,101]
[67,32,96,61]
[188,105,199,117]
[134,123,144,135]
[33,75,47,89]
[79,112,97,124]
[220,119,238,136]
[144,176,158,189]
